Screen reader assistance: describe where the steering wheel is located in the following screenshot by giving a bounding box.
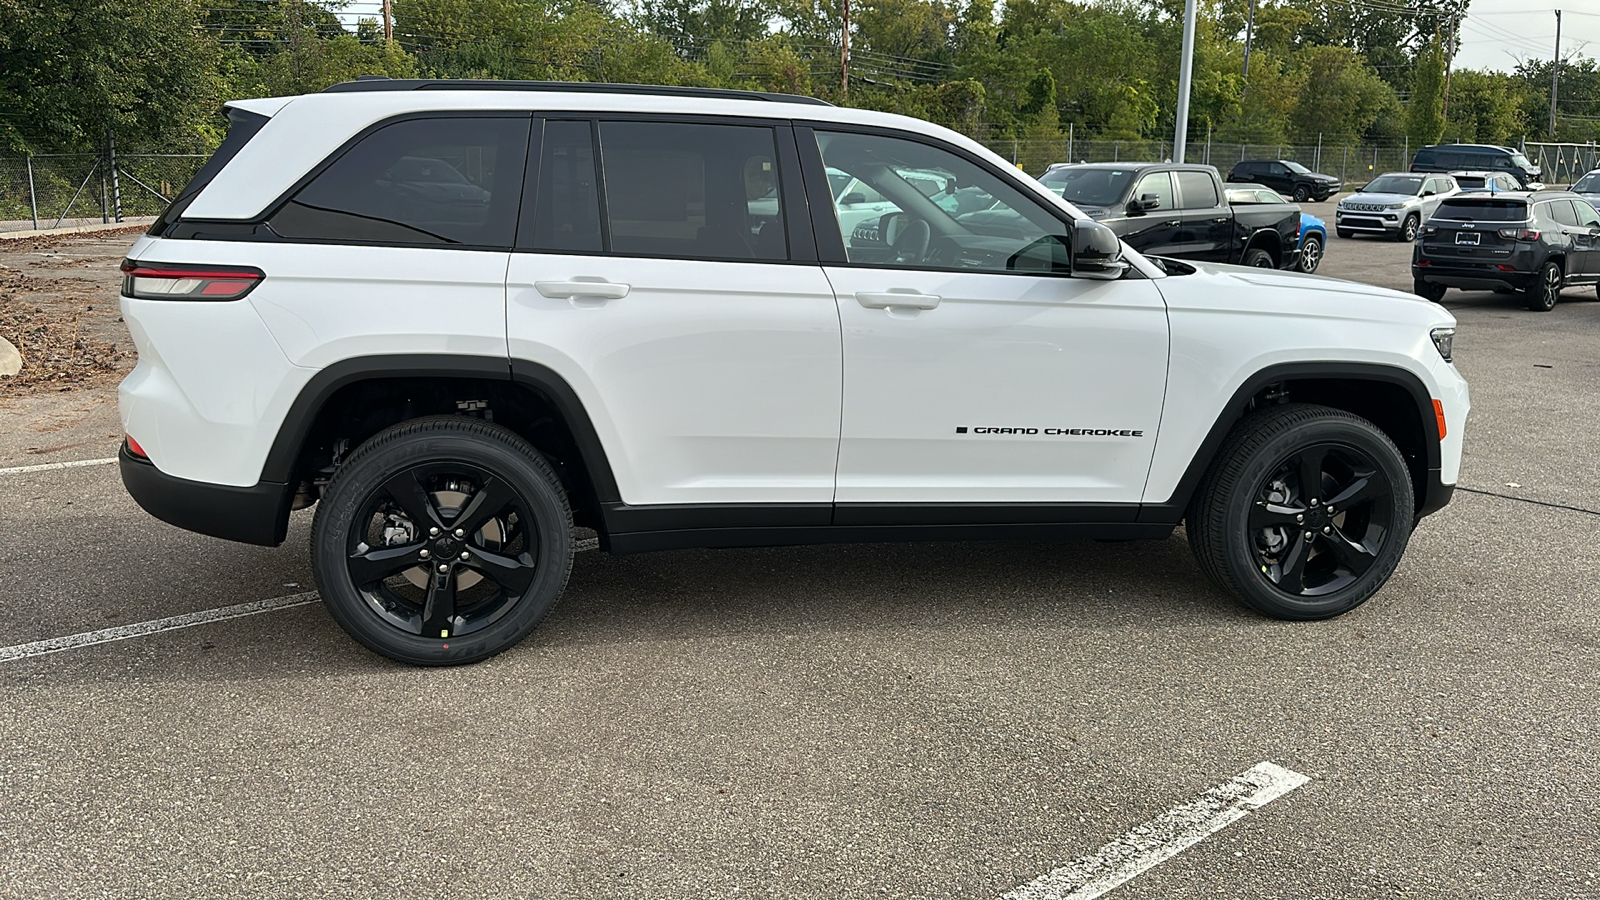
[891,219,931,265]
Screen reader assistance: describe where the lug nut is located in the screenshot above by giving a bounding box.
[459,551,470,561]
[1295,514,1304,524]
[1326,505,1335,514]
[419,549,430,559]
[1304,531,1313,540]
[454,528,465,538]
[437,564,448,573]
[1310,498,1319,507]
[1323,526,1332,534]
[429,527,440,537]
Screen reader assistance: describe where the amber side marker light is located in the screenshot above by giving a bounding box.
[1433,399,1447,440]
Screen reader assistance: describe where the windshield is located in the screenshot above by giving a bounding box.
[1284,161,1310,174]
[1363,175,1423,195]
[1038,167,1137,207]
[1511,152,1534,168]
[1434,198,1529,221]
[1573,173,1600,193]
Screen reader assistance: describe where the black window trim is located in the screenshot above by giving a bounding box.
[172,110,535,253]
[512,112,820,267]
[795,120,1087,279]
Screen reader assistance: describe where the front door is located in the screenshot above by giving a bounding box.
[807,128,1169,511]
[505,118,842,509]
[1120,171,1183,258]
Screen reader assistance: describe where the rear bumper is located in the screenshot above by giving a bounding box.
[120,445,291,546]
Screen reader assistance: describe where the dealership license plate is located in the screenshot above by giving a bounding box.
[1456,231,1481,245]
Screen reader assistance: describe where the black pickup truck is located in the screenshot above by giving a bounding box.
[1036,162,1301,269]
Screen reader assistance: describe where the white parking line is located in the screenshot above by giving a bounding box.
[0,456,118,476]
[0,538,600,663]
[1002,761,1311,900]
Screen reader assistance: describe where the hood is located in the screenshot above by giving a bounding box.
[1310,173,1341,183]
[1162,261,1450,318]
[1300,213,1325,232]
[1343,191,1415,205]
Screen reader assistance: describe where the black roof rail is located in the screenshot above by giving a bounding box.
[321,78,833,106]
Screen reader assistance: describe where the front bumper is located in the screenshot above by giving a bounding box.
[120,445,292,546]
[1334,209,1408,232]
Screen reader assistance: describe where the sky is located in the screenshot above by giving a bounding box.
[1454,4,1600,73]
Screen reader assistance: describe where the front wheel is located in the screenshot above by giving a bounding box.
[1395,215,1419,242]
[1292,185,1311,203]
[1187,404,1414,620]
[1297,234,1323,273]
[311,416,574,666]
[1524,261,1562,311]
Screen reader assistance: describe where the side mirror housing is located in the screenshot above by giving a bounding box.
[1128,193,1160,214]
[841,192,866,205]
[1071,219,1128,280]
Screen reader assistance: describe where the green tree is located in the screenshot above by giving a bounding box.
[1405,38,1446,146]
[1444,70,1529,145]
[1287,45,1397,144]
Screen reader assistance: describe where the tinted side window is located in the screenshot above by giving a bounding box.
[1133,172,1174,210]
[1574,199,1600,228]
[1175,171,1219,209]
[272,116,528,247]
[532,120,603,253]
[598,121,786,261]
[1548,200,1579,227]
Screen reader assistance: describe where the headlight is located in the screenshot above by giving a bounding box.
[1430,326,1454,363]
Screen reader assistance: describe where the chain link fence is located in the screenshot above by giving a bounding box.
[977,138,1431,190]
[0,152,206,232]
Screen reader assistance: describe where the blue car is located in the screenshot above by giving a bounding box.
[1297,213,1326,274]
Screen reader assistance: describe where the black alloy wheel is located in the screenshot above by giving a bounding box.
[1187,404,1414,620]
[1397,215,1420,243]
[312,417,573,665]
[1293,185,1311,203]
[1524,260,1562,312]
[1413,278,1447,302]
[1297,234,1323,273]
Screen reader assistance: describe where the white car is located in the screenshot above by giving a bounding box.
[1335,172,1460,241]
[119,79,1469,664]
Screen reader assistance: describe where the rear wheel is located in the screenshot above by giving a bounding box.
[1413,279,1447,302]
[1297,234,1324,273]
[1241,248,1275,268]
[311,416,573,666]
[1187,404,1414,620]
[1523,260,1562,311]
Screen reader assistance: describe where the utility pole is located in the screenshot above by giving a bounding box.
[1174,0,1198,162]
[1446,11,1459,122]
[841,0,851,101]
[382,0,392,42]
[1550,9,1561,138]
[1242,0,1256,85]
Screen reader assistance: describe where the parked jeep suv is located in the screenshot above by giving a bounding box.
[1336,172,1459,241]
[1226,159,1341,202]
[1412,191,1600,310]
[121,79,1468,664]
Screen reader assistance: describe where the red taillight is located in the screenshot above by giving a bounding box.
[1416,259,1431,266]
[121,260,263,300]
[1497,264,1518,272]
[125,435,148,459]
[1496,228,1539,241]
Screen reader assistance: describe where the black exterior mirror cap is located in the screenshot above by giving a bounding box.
[1072,219,1128,280]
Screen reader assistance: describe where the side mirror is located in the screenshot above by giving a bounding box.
[1071,219,1128,280]
[1422,189,1436,197]
[879,211,905,245]
[841,192,866,205]
[1128,193,1160,213]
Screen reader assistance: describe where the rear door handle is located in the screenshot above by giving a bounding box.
[535,279,630,300]
[855,290,941,310]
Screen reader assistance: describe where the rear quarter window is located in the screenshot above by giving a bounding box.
[148,107,270,236]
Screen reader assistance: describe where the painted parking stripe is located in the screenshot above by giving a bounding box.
[1002,761,1311,900]
[0,456,117,476]
[0,538,600,663]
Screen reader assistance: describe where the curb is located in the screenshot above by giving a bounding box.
[0,218,155,241]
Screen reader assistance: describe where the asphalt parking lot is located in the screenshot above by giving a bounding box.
[2,217,1598,899]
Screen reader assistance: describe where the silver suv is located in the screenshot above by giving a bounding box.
[1336,173,1459,241]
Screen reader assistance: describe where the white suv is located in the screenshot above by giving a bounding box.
[119,79,1469,665]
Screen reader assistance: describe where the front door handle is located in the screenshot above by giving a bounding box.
[1212,217,1229,223]
[1166,220,1181,227]
[856,290,941,310]
[535,279,630,300]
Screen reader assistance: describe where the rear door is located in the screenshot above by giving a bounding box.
[1572,199,1600,277]
[504,117,842,510]
[1174,170,1232,261]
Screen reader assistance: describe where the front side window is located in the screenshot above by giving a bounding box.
[1175,171,1219,209]
[1133,172,1174,210]
[815,130,1066,274]
[272,116,528,247]
[598,121,786,261]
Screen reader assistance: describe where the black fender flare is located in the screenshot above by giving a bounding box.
[1137,361,1444,524]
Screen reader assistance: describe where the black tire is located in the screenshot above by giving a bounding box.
[1413,278,1447,302]
[1186,404,1414,621]
[1297,234,1323,273]
[311,416,573,666]
[1241,247,1275,268]
[1523,260,1562,312]
[1292,185,1311,203]
[1395,215,1419,242]
[1336,228,1354,239]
